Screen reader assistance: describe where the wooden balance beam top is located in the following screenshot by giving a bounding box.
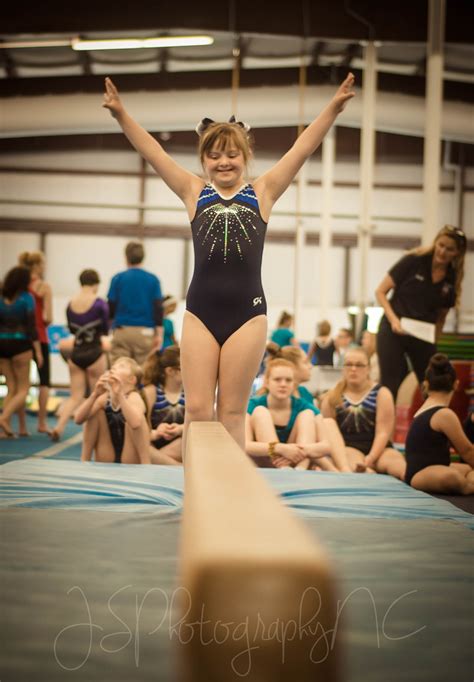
[178,422,340,682]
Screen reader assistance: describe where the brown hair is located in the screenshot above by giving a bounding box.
[125,241,144,265]
[18,251,44,270]
[112,356,143,385]
[79,269,100,286]
[409,225,467,307]
[266,343,302,366]
[317,320,331,336]
[277,311,293,327]
[2,266,31,300]
[424,353,457,393]
[325,347,369,409]
[199,122,253,166]
[143,345,180,387]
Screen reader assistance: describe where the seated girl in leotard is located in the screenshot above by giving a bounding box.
[142,345,184,465]
[75,357,150,464]
[405,353,474,494]
[103,74,354,459]
[245,358,337,470]
[321,347,406,478]
[51,269,109,441]
[266,344,352,471]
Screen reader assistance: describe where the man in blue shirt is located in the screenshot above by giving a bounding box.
[108,241,163,366]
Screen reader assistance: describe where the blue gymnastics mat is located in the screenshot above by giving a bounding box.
[1,459,473,529]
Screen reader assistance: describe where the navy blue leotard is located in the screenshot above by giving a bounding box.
[186,183,267,346]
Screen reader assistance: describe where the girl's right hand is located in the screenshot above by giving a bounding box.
[94,374,109,396]
[102,77,125,119]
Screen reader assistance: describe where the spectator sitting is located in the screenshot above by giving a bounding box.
[321,347,406,479]
[108,241,164,366]
[143,346,184,465]
[76,357,150,464]
[405,353,474,494]
[245,358,337,471]
[270,311,298,348]
[307,320,335,365]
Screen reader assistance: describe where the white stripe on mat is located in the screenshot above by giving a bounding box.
[30,432,83,459]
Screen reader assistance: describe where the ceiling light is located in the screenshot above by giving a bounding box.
[71,35,214,51]
[0,39,71,49]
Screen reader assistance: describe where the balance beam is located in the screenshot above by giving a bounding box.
[178,422,340,681]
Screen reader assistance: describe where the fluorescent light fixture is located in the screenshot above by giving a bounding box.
[71,35,214,51]
[0,39,71,49]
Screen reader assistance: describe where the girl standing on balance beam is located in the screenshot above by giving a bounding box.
[103,74,355,454]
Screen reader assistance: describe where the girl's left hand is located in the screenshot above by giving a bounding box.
[332,73,355,113]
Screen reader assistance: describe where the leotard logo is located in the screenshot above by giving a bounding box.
[253,297,262,306]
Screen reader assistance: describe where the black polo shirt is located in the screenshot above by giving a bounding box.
[389,252,456,323]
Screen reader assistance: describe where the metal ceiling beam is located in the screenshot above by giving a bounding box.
[3,0,472,43]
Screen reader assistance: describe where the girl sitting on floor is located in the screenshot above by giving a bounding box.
[245,358,337,470]
[405,353,474,495]
[266,344,353,472]
[75,357,150,464]
[321,347,406,478]
[143,346,184,465]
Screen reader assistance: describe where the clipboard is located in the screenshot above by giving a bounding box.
[400,317,435,344]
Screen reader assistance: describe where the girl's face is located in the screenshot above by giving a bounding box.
[266,366,295,400]
[342,351,370,387]
[433,236,459,267]
[203,145,245,190]
[296,351,312,382]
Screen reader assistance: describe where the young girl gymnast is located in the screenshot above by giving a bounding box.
[266,343,352,471]
[103,73,355,455]
[143,346,185,465]
[321,347,406,478]
[245,358,336,470]
[405,353,474,494]
[75,357,150,464]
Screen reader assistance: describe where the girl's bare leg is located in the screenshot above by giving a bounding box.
[180,312,220,459]
[122,416,152,464]
[150,437,183,465]
[345,446,367,472]
[51,361,87,440]
[216,315,267,451]
[86,354,107,391]
[411,464,474,495]
[375,447,407,480]
[87,410,116,463]
[1,359,17,433]
[0,352,32,435]
[321,417,353,472]
[81,412,100,461]
[37,385,49,432]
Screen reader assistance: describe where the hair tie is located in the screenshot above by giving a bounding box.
[195,117,215,136]
[195,116,251,136]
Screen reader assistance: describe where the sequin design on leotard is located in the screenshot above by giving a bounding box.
[186,183,267,346]
[195,184,261,263]
[335,383,382,455]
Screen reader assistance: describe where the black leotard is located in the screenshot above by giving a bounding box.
[104,398,125,464]
[404,406,451,485]
[150,385,185,449]
[186,183,267,346]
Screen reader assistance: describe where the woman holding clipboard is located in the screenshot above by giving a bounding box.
[375,225,467,399]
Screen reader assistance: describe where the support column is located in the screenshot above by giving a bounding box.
[320,128,335,319]
[357,41,377,330]
[293,164,306,336]
[422,0,446,246]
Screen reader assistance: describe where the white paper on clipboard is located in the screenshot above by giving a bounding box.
[400,317,436,344]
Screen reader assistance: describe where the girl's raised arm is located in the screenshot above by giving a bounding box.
[103,77,203,209]
[255,73,355,213]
